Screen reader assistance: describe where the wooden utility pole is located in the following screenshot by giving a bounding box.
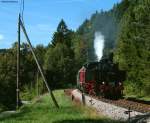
[16,14,21,110]
[19,18,59,108]
[37,70,39,96]
[0,0,20,110]
[1,0,59,109]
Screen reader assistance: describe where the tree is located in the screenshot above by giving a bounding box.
[51,19,73,47]
[114,0,150,96]
[72,34,87,68]
[0,48,17,110]
[45,43,75,88]
[0,42,47,110]
[45,20,75,88]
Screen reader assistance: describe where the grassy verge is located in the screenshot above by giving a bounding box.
[0,90,123,123]
[124,94,150,102]
[0,104,6,113]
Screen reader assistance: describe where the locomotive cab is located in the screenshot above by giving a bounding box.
[77,66,86,91]
[77,62,98,95]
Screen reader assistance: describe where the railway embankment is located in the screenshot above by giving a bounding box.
[70,89,150,122]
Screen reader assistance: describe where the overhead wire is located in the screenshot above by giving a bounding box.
[19,0,22,15]
[19,0,24,23]
[21,0,24,23]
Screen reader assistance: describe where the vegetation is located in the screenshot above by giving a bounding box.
[44,20,76,88]
[0,0,150,112]
[77,0,150,97]
[0,19,87,111]
[114,0,150,97]
[0,43,45,111]
[0,90,123,123]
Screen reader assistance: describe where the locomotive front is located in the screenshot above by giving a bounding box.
[77,58,126,99]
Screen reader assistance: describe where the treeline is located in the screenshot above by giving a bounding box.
[44,20,86,88]
[0,43,46,110]
[114,0,150,97]
[77,10,118,59]
[0,20,87,111]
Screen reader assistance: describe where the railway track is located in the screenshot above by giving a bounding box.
[64,89,150,113]
[97,96,150,113]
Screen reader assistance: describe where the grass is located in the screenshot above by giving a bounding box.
[0,104,6,113]
[0,90,124,123]
[0,108,2,113]
[125,94,150,101]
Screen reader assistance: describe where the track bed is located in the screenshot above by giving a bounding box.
[65,89,150,113]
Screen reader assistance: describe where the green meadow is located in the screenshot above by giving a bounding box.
[0,90,123,123]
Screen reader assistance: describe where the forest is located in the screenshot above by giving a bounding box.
[0,0,150,111]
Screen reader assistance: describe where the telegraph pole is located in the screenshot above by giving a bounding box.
[0,0,19,111]
[17,13,59,109]
[16,14,21,110]
[37,69,39,96]
[20,20,59,108]
[1,0,59,109]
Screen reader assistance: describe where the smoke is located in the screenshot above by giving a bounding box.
[94,32,104,61]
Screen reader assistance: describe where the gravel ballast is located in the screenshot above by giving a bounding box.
[71,89,145,121]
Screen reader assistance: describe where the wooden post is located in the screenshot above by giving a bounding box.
[16,14,21,110]
[82,92,85,105]
[128,107,131,123]
[124,107,132,123]
[20,19,59,108]
[37,70,39,96]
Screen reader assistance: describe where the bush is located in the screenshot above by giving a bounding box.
[20,84,37,101]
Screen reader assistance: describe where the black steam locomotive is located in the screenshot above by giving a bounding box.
[77,54,126,99]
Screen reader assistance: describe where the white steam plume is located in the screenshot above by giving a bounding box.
[94,32,104,61]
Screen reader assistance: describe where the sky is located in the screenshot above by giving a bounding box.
[0,0,121,49]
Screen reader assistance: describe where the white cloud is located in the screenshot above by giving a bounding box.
[0,34,4,41]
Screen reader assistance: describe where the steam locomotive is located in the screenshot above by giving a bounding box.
[77,54,126,99]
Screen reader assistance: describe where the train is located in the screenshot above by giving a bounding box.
[77,54,126,99]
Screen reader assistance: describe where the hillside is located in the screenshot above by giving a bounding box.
[114,0,150,97]
[77,0,150,97]
[76,0,131,59]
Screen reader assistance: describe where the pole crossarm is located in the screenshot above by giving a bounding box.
[19,17,59,108]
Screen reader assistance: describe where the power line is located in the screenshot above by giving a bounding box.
[0,0,18,3]
[21,0,24,22]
